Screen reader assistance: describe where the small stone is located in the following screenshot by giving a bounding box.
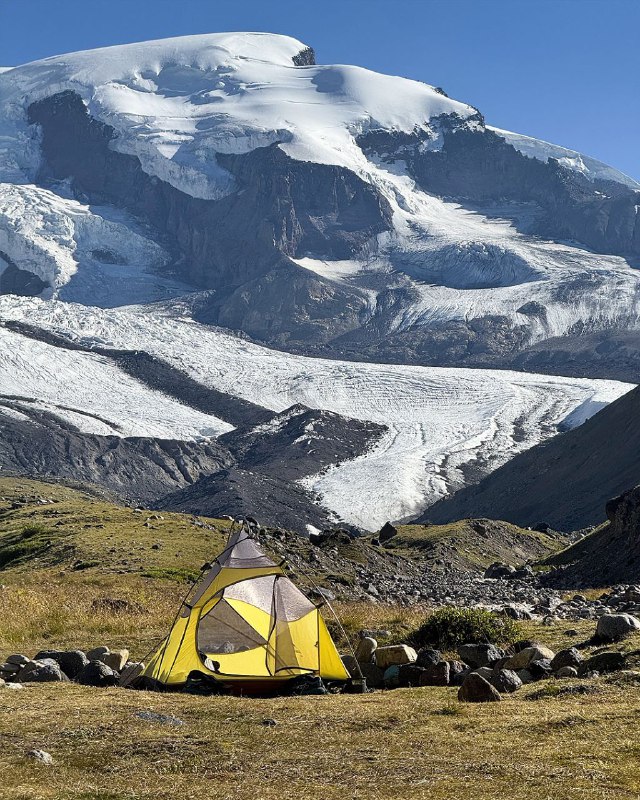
[374,645,417,669]
[556,666,578,678]
[262,718,277,727]
[490,668,522,694]
[458,673,502,703]
[354,637,377,664]
[135,710,184,726]
[27,749,54,765]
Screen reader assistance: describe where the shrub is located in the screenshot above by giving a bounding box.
[409,607,521,651]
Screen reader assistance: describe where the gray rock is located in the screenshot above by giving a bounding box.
[458,673,502,703]
[504,645,555,670]
[550,647,583,672]
[415,648,441,668]
[447,660,467,683]
[458,643,503,669]
[341,655,360,678]
[375,645,417,669]
[34,650,88,679]
[6,654,30,667]
[19,661,68,683]
[419,661,450,686]
[579,651,626,675]
[135,710,184,726]
[490,668,522,693]
[556,666,578,678]
[397,664,426,687]
[103,649,129,672]
[484,563,515,579]
[27,749,54,765]
[516,669,535,684]
[527,659,554,680]
[596,613,640,642]
[77,660,119,687]
[86,646,110,661]
[354,637,377,664]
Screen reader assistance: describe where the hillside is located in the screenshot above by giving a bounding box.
[423,384,640,531]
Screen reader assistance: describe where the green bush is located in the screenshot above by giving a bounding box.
[409,607,521,651]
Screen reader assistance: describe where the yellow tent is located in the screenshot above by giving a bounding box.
[141,524,349,692]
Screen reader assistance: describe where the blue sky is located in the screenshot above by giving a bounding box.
[2,0,638,180]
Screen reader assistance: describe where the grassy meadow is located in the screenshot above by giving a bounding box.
[1,477,640,800]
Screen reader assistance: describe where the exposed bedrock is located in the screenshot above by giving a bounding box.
[27,91,389,341]
[360,124,640,259]
[0,404,232,504]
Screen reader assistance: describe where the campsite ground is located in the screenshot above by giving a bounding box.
[2,478,640,799]
[2,673,640,800]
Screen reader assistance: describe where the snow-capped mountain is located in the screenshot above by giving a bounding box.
[0,33,637,531]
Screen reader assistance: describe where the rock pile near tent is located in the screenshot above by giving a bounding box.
[340,613,640,701]
[0,647,144,687]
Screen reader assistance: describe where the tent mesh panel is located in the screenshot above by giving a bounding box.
[197,598,267,655]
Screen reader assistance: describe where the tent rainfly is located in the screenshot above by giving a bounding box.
[141,524,349,692]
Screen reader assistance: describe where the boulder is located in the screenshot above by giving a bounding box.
[34,650,88,679]
[550,648,583,672]
[484,562,515,579]
[556,666,578,678]
[504,645,555,670]
[490,669,522,694]
[86,646,110,661]
[458,673,502,703]
[58,650,89,679]
[383,665,401,689]
[378,522,398,543]
[375,645,417,669]
[419,661,450,687]
[578,651,626,675]
[18,661,68,683]
[527,659,553,680]
[516,669,535,685]
[103,649,129,672]
[358,662,385,689]
[354,637,377,664]
[415,648,441,668]
[596,614,640,642]
[458,643,504,669]
[447,660,467,684]
[397,664,425,688]
[0,662,19,677]
[77,660,119,687]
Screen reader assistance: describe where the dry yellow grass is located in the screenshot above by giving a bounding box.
[3,477,640,799]
[1,680,640,800]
